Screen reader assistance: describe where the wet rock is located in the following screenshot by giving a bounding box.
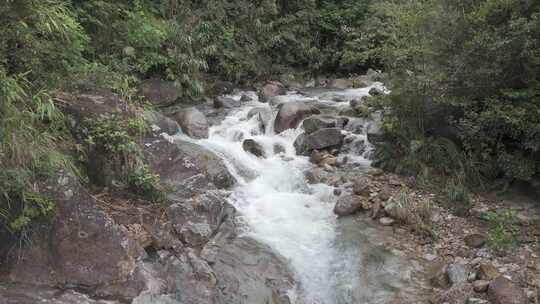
[488,276,527,304]
[146,139,235,192]
[369,87,384,96]
[334,194,367,216]
[477,264,500,281]
[140,78,180,106]
[294,128,344,156]
[214,96,240,109]
[353,176,372,197]
[447,263,469,286]
[429,262,450,288]
[243,139,265,158]
[247,106,272,133]
[143,110,179,135]
[366,111,384,143]
[0,284,120,304]
[240,93,253,102]
[472,280,490,292]
[274,102,320,133]
[273,143,286,154]
[379,217,395,226]
[208,220,296,304]
[464,234,486,248]
[259,81,286,102]
[302,115,338,134]
[174,107,209,139]
[305,167,329,184]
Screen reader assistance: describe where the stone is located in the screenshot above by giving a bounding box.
[259,81,286,102]
[464,234,486,248]
[477,263,500,281]
[142,110,179,135]
[243,139,265,158]
[334,195,366,216]
[353,176,372,197]
[9,172,148,300]
[274,102,320,133]
[294,128,344,156]
[467,298,489,304]
[302,115,339,134]
[432,283,474,304]
[247,107,272,133]
[273,143,286,154]
[174,107,209,139]
[140,78,180,106]
[472,280,490,293]
[447,263,469,286]
[146,139,235,191]
[328,78,352,89]
[488,276,527,304]
[214,96,240,109]
[240,93,253,102]
[369,86,384,96]
[379,217,395,226]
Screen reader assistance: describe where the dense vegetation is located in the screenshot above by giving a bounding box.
[372,0,540,202]
[1,0,539,237]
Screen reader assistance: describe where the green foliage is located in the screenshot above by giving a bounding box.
[85,115,148,155]
[373,0,540,190]
[128,165,164,202]
[484,209,520,251]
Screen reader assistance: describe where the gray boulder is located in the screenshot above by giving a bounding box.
[247,107,272,133]
[140,79,180,106]
[274,102,320,134]
[302,115,348,134]
[214,96,240,109]
[488,277,527,304]
[259,81,286,102]
[143,110,179,135]
[243,139,265,158]
[175,107,209,139]
[294,128,344,156]
[334,195,367,216]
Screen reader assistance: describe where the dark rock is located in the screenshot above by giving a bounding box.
[143,110,179,135]
[0,284,119,304]
[294,128,344,156]
[214,96,240,109]
[366,111,384,144]
[429,262,450,288]
[274,102,320,134]
[344,118,365,134]
[243,139,265,158]
[368,87,384,96]
[146,139,235,192]
[302,115,342,134]
[140,79,180,106]
[212,80,235,95]
[328,78,352,89]
[174,107,209,139]
[9,172,148,300]
[477,264,500,281]
[488,276,527,304]
[240,93,253,102]
[464,234,486,248]
[273,143,286,154]
[259,81,286,102]
[334,195,366,216]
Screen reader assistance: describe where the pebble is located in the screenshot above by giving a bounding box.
[472,280,490,292]
[379,217,395,226]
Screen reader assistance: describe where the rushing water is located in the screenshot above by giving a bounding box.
[176,85,428,304]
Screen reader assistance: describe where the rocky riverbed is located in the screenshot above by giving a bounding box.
[0,73,538,304]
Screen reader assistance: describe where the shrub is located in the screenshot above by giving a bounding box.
[484,209,520,252]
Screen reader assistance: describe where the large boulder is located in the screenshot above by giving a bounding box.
[294,128,345,156]
[302,115,348,134]
[203,219,296,304]
[243,139,265,158]
[274,102,320,134]
[9,172,148,300]
[214,96,240,109]
[328,78,353,89]
[334,195,368,216]
[259,81,286,102]
[145,139,235,193]
[175,107,209,139]
[143,110,179,135]
[140,79,180,106]
[487,277,527,304]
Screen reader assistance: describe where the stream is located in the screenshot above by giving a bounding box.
[176,85,430,304]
